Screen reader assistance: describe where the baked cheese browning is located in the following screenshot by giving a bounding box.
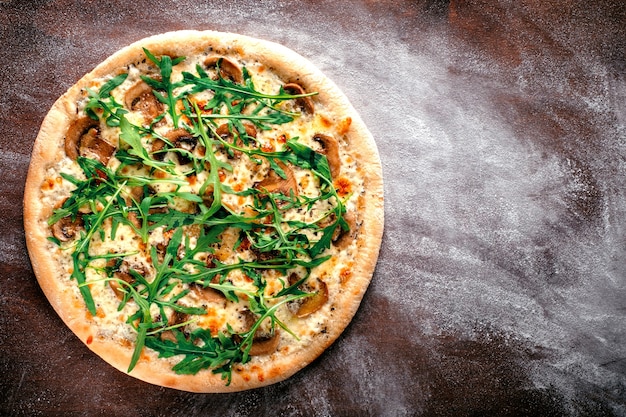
[42,48,361,385]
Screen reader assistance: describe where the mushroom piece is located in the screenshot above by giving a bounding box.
[215,123,257,158]
[313,133,341,179]
[248,332,280,356]
[295,279,329,318]
[189,282,226,305]
[160,310,189,343]
[124,81,163,122]
[65,116,116,165]
[150,137,167,161]
[255,160,299,196]
[126,186,144,204]
[109,270,135,300]
[240,309,280,356]
[333,211,357,250]
[164,128,198,165]
[51,215,84,242]
[216,122,257,143]
[283,83,314,114]
[109,261,148,300]
[204,57,243,84]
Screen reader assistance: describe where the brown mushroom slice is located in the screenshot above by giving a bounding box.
[238,309,280,356]
[255,160,299,196]
[333,211,357,249]
[124,81,163,121]
[65,117,97,160]
[65,117,116,165]
[283,83,314,114]
[161,310,189,343]
[165,128,198,165]
[215,123,257,157]
[150,138,167,161]
[189,283,226,304]
[295,280,329,318]
[313,133,341,179]
[51,215,84,242]
[79,128,116,166]
[204,57,243,84]
[248,332,280,356]
[109,260,150,299]
[109,270,135,300]
[127,211,142,229]
[126,186,144,204]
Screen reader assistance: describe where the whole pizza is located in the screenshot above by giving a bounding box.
[24,30,383,392]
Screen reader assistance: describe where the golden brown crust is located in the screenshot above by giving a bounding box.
[24,30,383,393]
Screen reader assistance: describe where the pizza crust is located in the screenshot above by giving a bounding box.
[24,30,383,392]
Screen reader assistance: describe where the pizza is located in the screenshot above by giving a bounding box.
[23,30,383,392]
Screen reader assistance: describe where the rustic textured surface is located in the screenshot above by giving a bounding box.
[2,0,625,415]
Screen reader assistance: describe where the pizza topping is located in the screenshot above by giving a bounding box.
[294,279,329,318]
[124,80,164,123]
[313,133,341,179]
[333,210,357,249]
[110,270,135,300]
[283,83,315,114]
[215,123,257,159]
[45,47,353,385]
[189,282,227,305]
[255,160,298,196]
[164,128,198,165]
[150,137,168,161]
[50,215,84,242]
[248,331,280,356]
[64,116,116,165]
[204,57,243,84]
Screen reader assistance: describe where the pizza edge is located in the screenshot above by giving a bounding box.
[23,30,384,393]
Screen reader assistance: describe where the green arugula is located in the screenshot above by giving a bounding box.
[49,48,344,384]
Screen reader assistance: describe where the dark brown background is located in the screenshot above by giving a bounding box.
[2,0,626,416]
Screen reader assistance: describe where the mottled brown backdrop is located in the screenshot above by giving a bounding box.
[1,0,625,416]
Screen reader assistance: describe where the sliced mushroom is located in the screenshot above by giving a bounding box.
[189,282,226,305]
[109,270,134,300]
[239,309,280,356]
[65,117,116,165]
[109,260,148,300]
[65,117,97,160]
[51,215,84,242]
[248,332,280,356]
[160,310,189,343]
[124,81,163,122]
[204,57,243,84]
[313,133,340,179]
[283,82,314,114]
[126,186,144,204]
[255,160,298,196]
[333,211,357,249]
[150,137,167,161]
[165,128,198,165]
[215,123,257,158]
[296,279,329,318]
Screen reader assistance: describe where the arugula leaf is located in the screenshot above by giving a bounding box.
[84,73,128,126]
[51,48,350,384]
[142,48,187,127]
[118,115,174,172]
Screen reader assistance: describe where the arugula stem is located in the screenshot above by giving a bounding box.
[50,49,346,383]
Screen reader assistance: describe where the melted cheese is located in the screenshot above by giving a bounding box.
[40,50,364,373]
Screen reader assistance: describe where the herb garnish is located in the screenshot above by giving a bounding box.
[49,49,346,384]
